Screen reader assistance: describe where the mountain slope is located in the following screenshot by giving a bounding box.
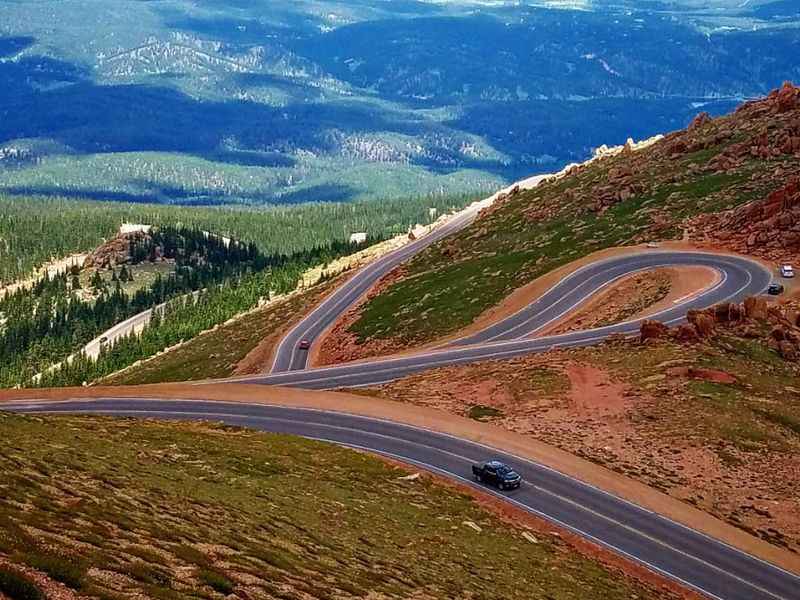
[1,1,798,203]
[331,83,800,358]
[0,413,676,600]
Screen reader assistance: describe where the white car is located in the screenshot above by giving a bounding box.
[780,264,795,278]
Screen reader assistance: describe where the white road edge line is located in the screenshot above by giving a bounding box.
[5,398,798,585]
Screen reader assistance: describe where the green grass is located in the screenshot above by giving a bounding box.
[0,412,662,600]
[0,567,44,600]
[20,551,86,591]
[350,178,660,344]
[197,569,233,595]
[467,405,504,421]
[346,113,790,348]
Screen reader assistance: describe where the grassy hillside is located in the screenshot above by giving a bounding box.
[0,413,667,600]
[103,276,341,385]
[345,85,800,349]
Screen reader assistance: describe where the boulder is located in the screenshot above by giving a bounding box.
[640,320,669,342]
[713,302,744,323]
[775,81,800,114]
[777,340,798,362]
[688,310,716,337]
[689,112,712,131]
[770,326,792,342]
[743,296,768,320]
[687,367,737,384]
[675,324,701,343]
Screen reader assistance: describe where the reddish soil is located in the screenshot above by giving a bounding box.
[361,339,800,558]
[547,266,719,335]
[566,364,627,414]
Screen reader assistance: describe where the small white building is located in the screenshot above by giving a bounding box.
[349,232,368,244]
[119,223,152,235]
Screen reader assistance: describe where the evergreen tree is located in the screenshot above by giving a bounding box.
[90,270,103,290]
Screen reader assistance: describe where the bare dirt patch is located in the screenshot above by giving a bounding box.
[547,266,718,335]
[0,253,86,299]
[565,364,627,414]
[357,336,800,558]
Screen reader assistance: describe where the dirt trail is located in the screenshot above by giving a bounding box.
[0,253,87,299]
[2,382,798,577]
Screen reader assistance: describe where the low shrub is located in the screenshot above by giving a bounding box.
[198,568,234,595]
[0,566,44,600]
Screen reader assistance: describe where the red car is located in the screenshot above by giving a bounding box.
[298,339,311,350]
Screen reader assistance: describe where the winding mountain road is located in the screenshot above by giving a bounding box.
[3,398,797,600]
[256,250,770,389]
[5,186,793,600]
[270,200,489,373]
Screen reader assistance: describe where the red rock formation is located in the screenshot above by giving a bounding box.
[83,231,150,270]
[688,112,712,131]
[775,81,800,114]
[687,310,716,337]
[744,296,768,320]
[695,178,800,258]
[640,320,669,342]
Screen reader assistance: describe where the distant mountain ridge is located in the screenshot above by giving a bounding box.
[0,0,797,204]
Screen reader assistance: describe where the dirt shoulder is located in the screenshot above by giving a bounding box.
[2,382,798,576]
[0,253,86,299]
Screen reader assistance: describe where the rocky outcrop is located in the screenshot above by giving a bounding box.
[775,81,800,114]
[744,296,769,320]
[694,178,800,259]
[640,320,669,342]
[687,310,716,337]
[688,111,712,131]
[83,231,151,270]
[639,296,800,363]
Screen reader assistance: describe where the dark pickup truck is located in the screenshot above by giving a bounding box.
[472,460,522,490]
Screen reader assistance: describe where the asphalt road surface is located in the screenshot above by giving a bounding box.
[249,251,771,389]
[4,398,798,600]
[270,203,485,373]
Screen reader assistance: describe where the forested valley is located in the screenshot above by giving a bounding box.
[0,193,472,283]
[0,225,368,387]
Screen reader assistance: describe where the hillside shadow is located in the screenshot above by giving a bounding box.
[0,180,361,205]
[0,57,404,166]
[0,36,34,58]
